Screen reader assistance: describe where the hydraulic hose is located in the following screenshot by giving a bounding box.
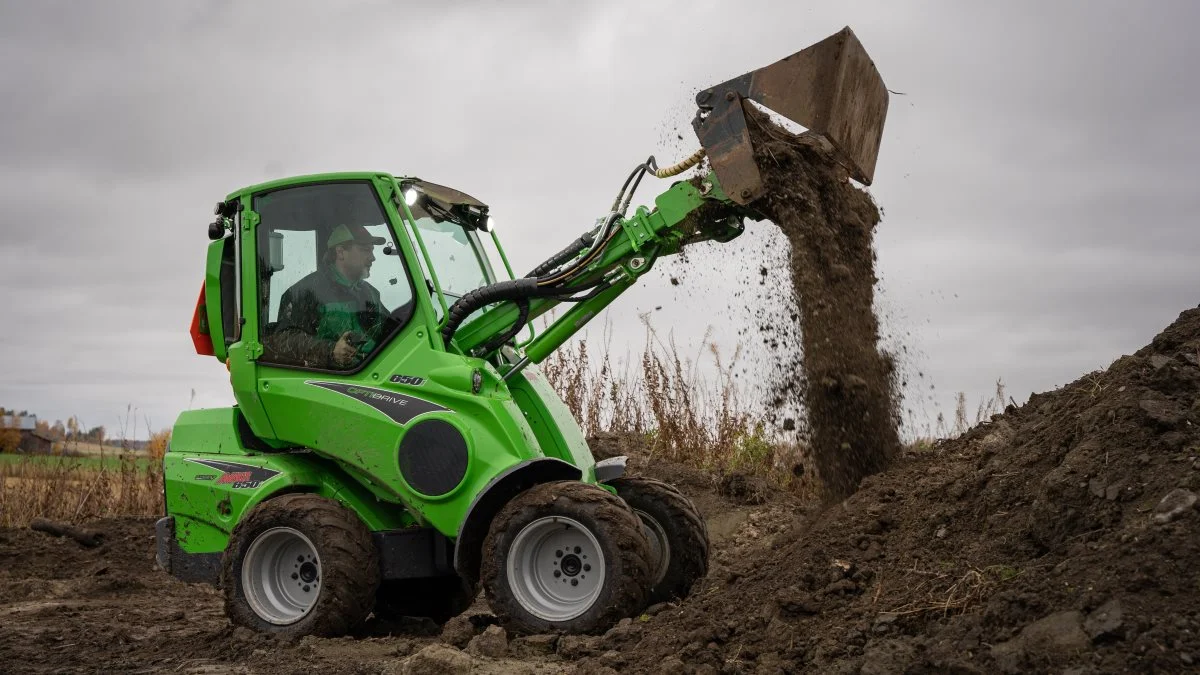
[477,298,530,355]
[525,231,595,278]
[651,148,706,178]
[535,214,620,287]
[441,278,542,349]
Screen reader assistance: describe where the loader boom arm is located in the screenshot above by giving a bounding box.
[452,172,750,366]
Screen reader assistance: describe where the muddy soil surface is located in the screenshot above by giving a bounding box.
[0,443,796,674]
[6,309,1200,673]
[744,102,902,501]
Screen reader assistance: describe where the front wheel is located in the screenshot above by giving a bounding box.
[610,477,709,605]
[481,481,652,635]
[221,494,380,638]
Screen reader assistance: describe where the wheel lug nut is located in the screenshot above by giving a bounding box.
[555,550,563,558]
[303,585,310,592]
[291,573,298,580]
[573,547,581,554]
[571,579,578,586]
[554,570,561,578]
[297,555,304,562]
[583,564,591,572]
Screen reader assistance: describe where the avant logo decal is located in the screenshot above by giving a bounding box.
[185,459,281,490]
[306,381,448,425]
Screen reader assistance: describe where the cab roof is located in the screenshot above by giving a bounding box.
[225,172,488,211]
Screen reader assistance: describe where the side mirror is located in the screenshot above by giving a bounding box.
[208,218,226,240]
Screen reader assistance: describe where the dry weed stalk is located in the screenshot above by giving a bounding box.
[541,319,813,494]
[884,563,1019,618]
[0,454,163,528]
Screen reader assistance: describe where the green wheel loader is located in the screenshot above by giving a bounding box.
[156,27,889,637]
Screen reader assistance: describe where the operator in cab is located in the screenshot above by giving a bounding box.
[265,224,390,369]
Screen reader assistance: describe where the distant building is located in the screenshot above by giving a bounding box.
[1,414,37,431]
[1,413,54,454]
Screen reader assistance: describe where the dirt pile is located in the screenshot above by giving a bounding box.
[602,306,1200,673]
[744,103,902,500]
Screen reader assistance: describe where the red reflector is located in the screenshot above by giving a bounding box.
[190,282,215,356]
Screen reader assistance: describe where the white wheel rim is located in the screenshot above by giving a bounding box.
[242,527,321,625]
[507,516,606,622]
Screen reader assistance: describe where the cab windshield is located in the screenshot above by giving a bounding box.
[409,213,494,299]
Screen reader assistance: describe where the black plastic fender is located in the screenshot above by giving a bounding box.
[453,458,581,586]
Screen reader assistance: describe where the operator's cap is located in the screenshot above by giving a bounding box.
[327,224,385,249]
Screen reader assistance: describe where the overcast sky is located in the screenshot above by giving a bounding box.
[1,1,1197,440]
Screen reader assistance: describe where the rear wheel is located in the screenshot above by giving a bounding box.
[373,576,477,624]
[221,494,379,637]
[610,477,709,605]
[481,481,652,635]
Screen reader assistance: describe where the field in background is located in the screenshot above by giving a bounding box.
[0,430,169,527]
[0,453,163,528]
[53,440,131,456]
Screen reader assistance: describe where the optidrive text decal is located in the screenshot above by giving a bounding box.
[306,381,448,424]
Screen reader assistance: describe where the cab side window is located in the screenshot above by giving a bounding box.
[255,182,415,371]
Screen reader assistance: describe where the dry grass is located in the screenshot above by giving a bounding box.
[541,319,815,494]
[876,562,1023,619]
[0,451,163,528]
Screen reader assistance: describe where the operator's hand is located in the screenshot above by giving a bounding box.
[332,331,358,367]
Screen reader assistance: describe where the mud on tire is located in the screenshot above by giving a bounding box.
[221,493,380,638]
[481,481,652,635]
[610,477,709,605]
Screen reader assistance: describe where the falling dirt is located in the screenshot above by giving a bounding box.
[743,102,903,501]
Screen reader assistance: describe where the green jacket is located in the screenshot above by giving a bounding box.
[263,265,389,369]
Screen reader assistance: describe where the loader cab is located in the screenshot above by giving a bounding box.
[198,173,513,457]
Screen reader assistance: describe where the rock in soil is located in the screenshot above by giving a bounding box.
[1152,488,1197,523]
[402,643,472,675]
[439,613,478,648]
[466,624,508,658]
[509,633,558,658]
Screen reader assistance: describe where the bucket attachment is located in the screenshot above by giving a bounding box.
[693,27,888,204]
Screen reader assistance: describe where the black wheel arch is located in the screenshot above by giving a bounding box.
[453,458,581,586]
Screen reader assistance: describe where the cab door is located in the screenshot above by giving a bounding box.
[230,177,449,494]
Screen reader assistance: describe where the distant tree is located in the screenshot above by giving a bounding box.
[85,426,106,444]
[50,421,65,441]
[146,428,171,460]
[0,428,20,453]
[66,416,79,441]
